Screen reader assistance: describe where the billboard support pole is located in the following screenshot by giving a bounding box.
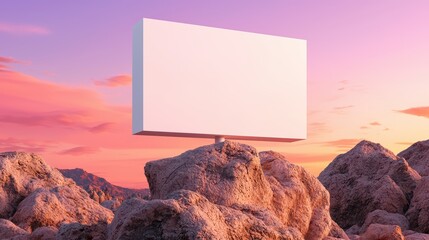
[215,136,225,143]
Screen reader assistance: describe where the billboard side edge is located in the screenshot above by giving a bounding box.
[132,19,144,134]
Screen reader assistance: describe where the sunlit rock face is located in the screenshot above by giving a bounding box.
[319,140,420,229]
[0,152,113,233]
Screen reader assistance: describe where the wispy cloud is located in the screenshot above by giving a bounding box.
[0,137,53,153]
[94,74,131,87]
[321,138,362,150]
[89,122,115,133]
[397,106,429,119]
[59,146,99,156]
[0,56,22,71]
[0,22,50,35]
[334,105,354,110]
[369,121,381,126]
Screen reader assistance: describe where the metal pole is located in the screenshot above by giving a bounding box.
[215,136,225,143]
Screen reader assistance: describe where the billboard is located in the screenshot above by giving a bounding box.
[133,18,307,142]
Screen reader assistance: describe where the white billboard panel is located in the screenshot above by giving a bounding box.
[133,18,307,142]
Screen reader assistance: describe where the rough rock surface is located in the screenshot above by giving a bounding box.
[360,210,409,233]
[360,224,404,240]
[405,176,429,233]
[121,141,348,240]
[11,185,113,231]
[0,151,113,233]
[56,222,108,240]
[0,219,28,239]
[0,152,68,218]
[30,226,57,240]
[108,190,304,240]
[399,140,429,176]
[102,198,122,212]
[319,140,421,229]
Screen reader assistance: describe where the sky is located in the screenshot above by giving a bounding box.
[1,1,429,189]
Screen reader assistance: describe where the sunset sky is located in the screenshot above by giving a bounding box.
[1,1,429,188]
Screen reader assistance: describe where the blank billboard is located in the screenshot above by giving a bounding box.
[133,18,307,142]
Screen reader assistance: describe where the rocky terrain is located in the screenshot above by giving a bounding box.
[59,168,149,209]
[1,139,429,239]
[319,139,429,239]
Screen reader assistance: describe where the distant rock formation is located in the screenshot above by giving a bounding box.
[111,141,347,240]
[59,168,150,204]
[0,152,113,233]
[319,140,421,229]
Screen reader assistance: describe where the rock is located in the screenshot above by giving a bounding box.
[398,140,429,176]
[406,176,429,233]
[0,219,29,239]
[360,224,404,240]
[11,185,113,232]
[260,151,348,240]
[361,210,409,233]
[108,189,304,240]
[101,198,122,212]
[145,141,273,208]
[141,141,347,240]
[29,226,57,240]
[405,233,429,240]
[346,225,361,235]
[56,222,107,240]
[319,140,420,229]
[0,152,71,218]
[107,198,147,239]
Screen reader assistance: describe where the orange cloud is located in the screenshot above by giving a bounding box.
[94,74,131,87]
[0,22,50,35]
[397,106,429,118]
[59,146,99,156]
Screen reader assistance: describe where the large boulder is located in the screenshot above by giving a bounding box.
[108,190,304,240]
[0,219,28,239]
[137,141,347,240]
[319,140,421,229]
[360,210,409,233]
[0,152,68,218]
[145,141,273,208]
[360,224,404,240]
[406,176,429,233]
[0,151,113,233]
[398,140,429,176]
[11,186,113,231]
[56,222,108,240]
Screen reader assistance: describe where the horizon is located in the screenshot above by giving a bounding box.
[1,1,428,188]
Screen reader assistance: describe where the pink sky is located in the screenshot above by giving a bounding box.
[1,1,429,188]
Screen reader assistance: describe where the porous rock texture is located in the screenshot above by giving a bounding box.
[360,210,409,233]
[319,140,421,229]
[405,176,429,233]
[56,222,108,240]
[0,219,29,239]
[109,141,347,240]
[0,152,113,233]
[11,185,113,232]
